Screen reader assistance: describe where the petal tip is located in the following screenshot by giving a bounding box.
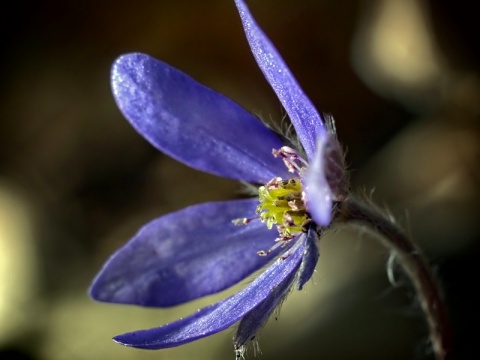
[87,274,113,303]
[113,334,138,348]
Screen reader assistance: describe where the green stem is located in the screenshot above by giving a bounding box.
[338,196,453,360]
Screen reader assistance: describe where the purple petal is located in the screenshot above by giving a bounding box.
[112,53,290,183]
[234,257,297,350]
[297,228,320,290]
[113,242,305,349]
[304,134,332,226]
[234,0,325,160]
[323,128,347,199]
[90,199,282,307]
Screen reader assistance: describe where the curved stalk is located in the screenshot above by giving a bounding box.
[338,197,453,360]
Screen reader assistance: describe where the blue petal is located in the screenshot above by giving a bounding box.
[304,134,332,226]
[89,199,282,307]
[113,242,305,349]
[234,0,325,161]
[297,228,320,290]
[111,53,290,183]
[234,257,297,350]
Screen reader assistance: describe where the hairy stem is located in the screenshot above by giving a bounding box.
[338,196,452,360]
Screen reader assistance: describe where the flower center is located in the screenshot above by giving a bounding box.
[232,146,311,255]
[256,177,309,236]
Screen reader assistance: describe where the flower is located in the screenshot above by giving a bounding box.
[89,0,346,357]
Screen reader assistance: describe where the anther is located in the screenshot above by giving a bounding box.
[272,146,308,174]
[232,216,258,226]
[283,212,295,227]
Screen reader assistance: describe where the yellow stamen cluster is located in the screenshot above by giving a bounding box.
[256,177,309,239]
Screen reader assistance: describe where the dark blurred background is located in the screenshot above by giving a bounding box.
[1,0,479,359]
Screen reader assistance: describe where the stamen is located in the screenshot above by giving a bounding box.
[232,216,258,226]
[256,174,310,245]
[233,146,312,259]
[256,241,284,257]
[272,146,308,175]
[288,199,305,211]
[283,212,295,227]
[272,146,297,158]
[256,231,296,256]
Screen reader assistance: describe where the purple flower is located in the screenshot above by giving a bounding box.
[90,0,345,356]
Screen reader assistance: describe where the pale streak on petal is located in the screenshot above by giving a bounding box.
[304,133,332,226]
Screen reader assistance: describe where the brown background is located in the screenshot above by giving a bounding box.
[0,0,479,359]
